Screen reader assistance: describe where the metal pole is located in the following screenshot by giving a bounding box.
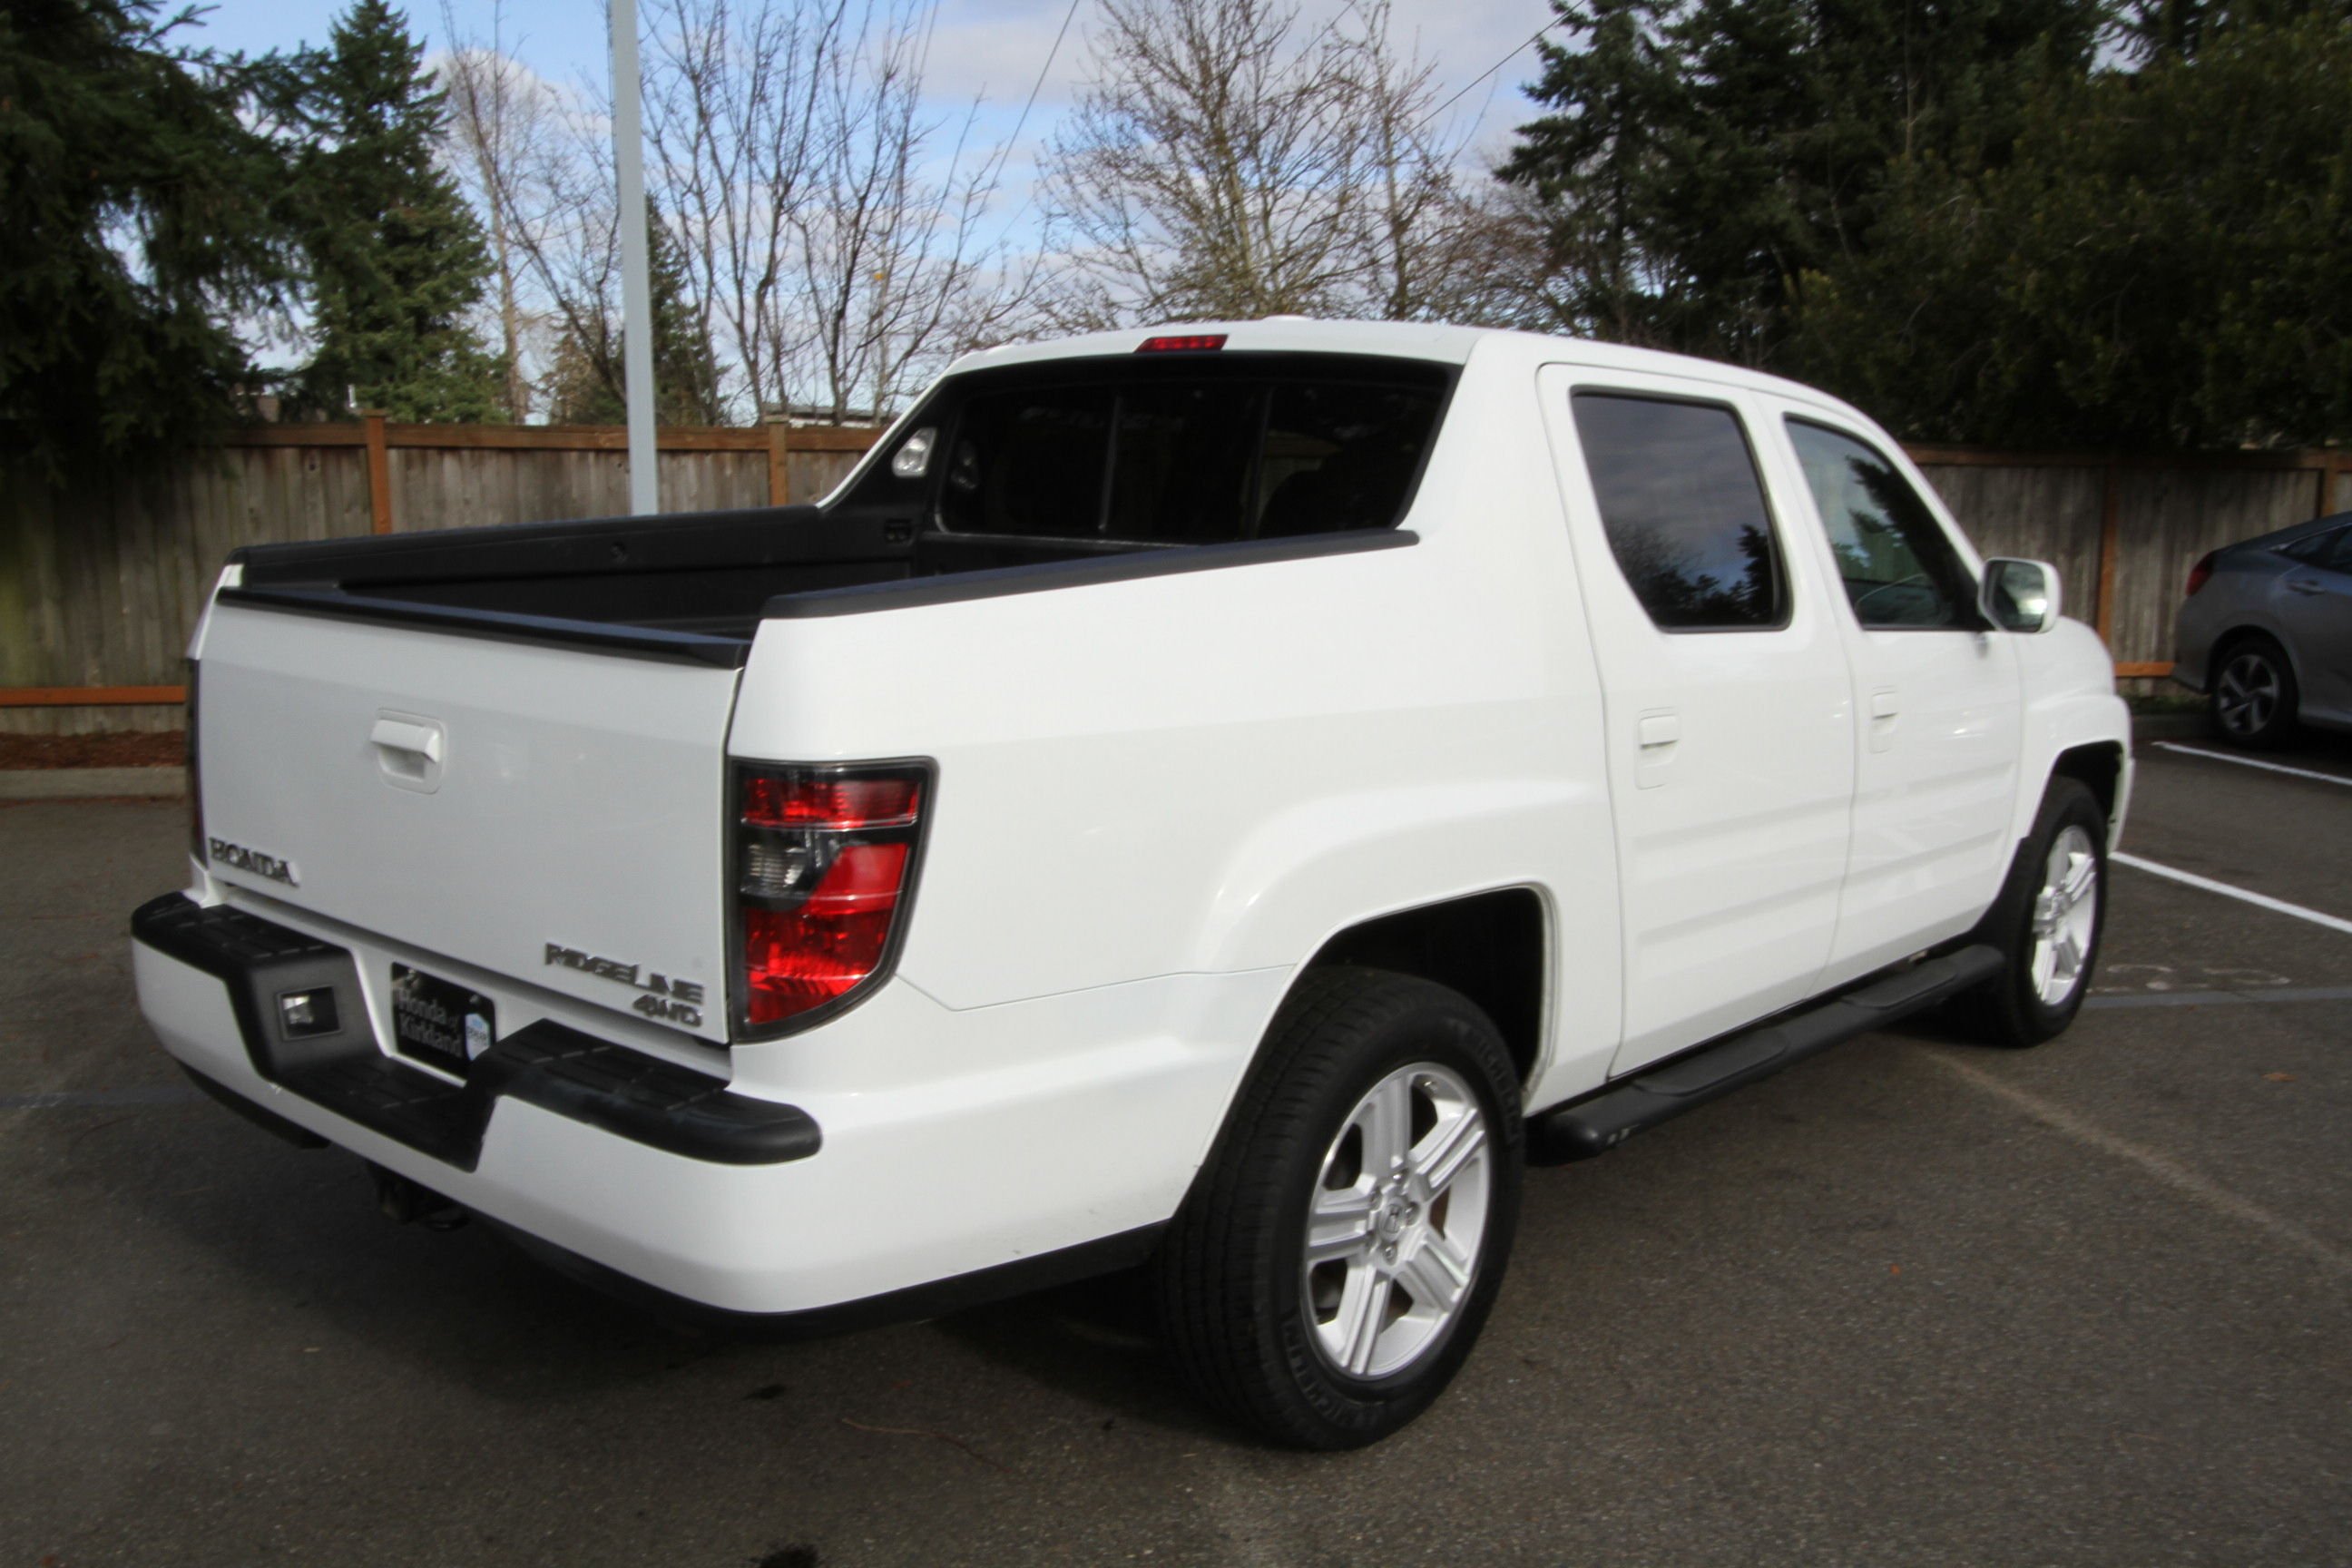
[610,0,659,516]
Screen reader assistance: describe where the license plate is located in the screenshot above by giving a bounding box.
[389,964,495,1074]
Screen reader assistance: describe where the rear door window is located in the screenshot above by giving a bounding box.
[1570,392,1788,631]
[2280,524,2352,573]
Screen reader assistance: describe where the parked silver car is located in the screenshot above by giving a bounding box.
[2174,511,2352,746]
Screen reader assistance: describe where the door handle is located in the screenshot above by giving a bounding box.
[1635,710,1680,789]
[2285,576,2324,595]
[1867,688,1899,753]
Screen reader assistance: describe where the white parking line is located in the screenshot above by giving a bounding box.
[2152,741,2352,789]
[2085,985,2352,1010]
[1926,1050,2352,1281]
[2112,851,2352,938]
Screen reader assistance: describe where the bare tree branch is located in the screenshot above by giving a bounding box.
[1036,0,1497,328]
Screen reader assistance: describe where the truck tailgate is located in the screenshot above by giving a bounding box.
[195,601,740,1043]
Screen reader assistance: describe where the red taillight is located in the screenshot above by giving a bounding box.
[732,763,927,1034]
[186,661,205,865]
[1135,333,1227,353]
[741,773,920,830]
[2185,551,2217,597]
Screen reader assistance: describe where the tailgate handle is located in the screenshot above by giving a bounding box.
[370,713,446,792]
[370,717,444,764]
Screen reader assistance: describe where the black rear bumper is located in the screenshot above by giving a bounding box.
[132,892,820,1171]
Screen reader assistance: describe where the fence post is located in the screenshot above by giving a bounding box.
[2094,458,2120,646]
[766,412,791,507]
[364,411,394,534]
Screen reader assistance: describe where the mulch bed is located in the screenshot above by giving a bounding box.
[0,731,188,769]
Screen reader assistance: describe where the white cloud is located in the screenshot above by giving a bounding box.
[916,0,1553,174]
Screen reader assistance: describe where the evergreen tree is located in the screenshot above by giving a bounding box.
[541,219,723,426]
[280,0,505,421]
[0,0,293,476]
[1794,8,2352,447]
[1500,0,2102,366]
[1494,0,1680,347]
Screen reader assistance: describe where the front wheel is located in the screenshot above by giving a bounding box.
[1153,968,1524,1449]
[1955,778,2108,1047]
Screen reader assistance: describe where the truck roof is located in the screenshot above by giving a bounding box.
[946,318,1868,425]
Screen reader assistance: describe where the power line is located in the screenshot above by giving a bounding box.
[979,0,1083,196]
[1004,0,1084,161]
[1420,16,1563,133]
[979,0,1084,251]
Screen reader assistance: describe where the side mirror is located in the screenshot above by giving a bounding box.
[1981,557,2062,633]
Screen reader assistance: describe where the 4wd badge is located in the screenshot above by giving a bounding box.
[543,941,705,1028]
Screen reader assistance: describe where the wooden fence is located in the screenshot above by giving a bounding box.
[0,419,875,736]
[1911,447,2347,680]
[2,422,2344,736]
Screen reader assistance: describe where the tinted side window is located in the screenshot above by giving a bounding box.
[1787,419,1974,629]
[1571,393,1786,631]
[2281,524,2352,573]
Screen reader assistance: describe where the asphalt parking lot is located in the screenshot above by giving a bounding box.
[5,732,2349,1567]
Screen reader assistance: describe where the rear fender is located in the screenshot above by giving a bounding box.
[1192,778,1622,1111]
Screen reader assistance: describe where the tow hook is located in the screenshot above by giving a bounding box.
[368,1161,467,1230]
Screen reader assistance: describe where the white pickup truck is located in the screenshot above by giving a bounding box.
[134,321,2129,1447]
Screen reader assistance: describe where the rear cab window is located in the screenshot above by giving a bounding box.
[835,354,1452,546]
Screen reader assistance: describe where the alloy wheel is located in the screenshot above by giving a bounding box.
[1301,1063,1493,1380]
[2216,651,2283,737]
[2030,824,2100,1007]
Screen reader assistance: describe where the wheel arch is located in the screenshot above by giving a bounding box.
[2010,628,2133,854]
[1297,887,1551,1093]
[1171,884,1559,1238]
[2210,622,2306,693]
[2052,740,2126,830]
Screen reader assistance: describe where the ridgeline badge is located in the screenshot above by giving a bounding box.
[544,942,705,1027]
[209,838,299,887]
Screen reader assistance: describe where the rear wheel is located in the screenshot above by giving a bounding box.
[1153,968,1523,1449]
[2210,634,2299,749]
[1955,779,2107,1047]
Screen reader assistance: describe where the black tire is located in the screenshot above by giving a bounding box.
[1152,967,1524,1449]
[1954,778,2108,1047]
[2209,633,2300,750]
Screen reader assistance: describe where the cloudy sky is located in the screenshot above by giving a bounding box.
[186,0,1563,177]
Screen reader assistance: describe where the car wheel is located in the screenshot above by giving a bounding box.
[2210,634,2299,749]
[1153,967,1524,1449]
[1956,779,2108,1047]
